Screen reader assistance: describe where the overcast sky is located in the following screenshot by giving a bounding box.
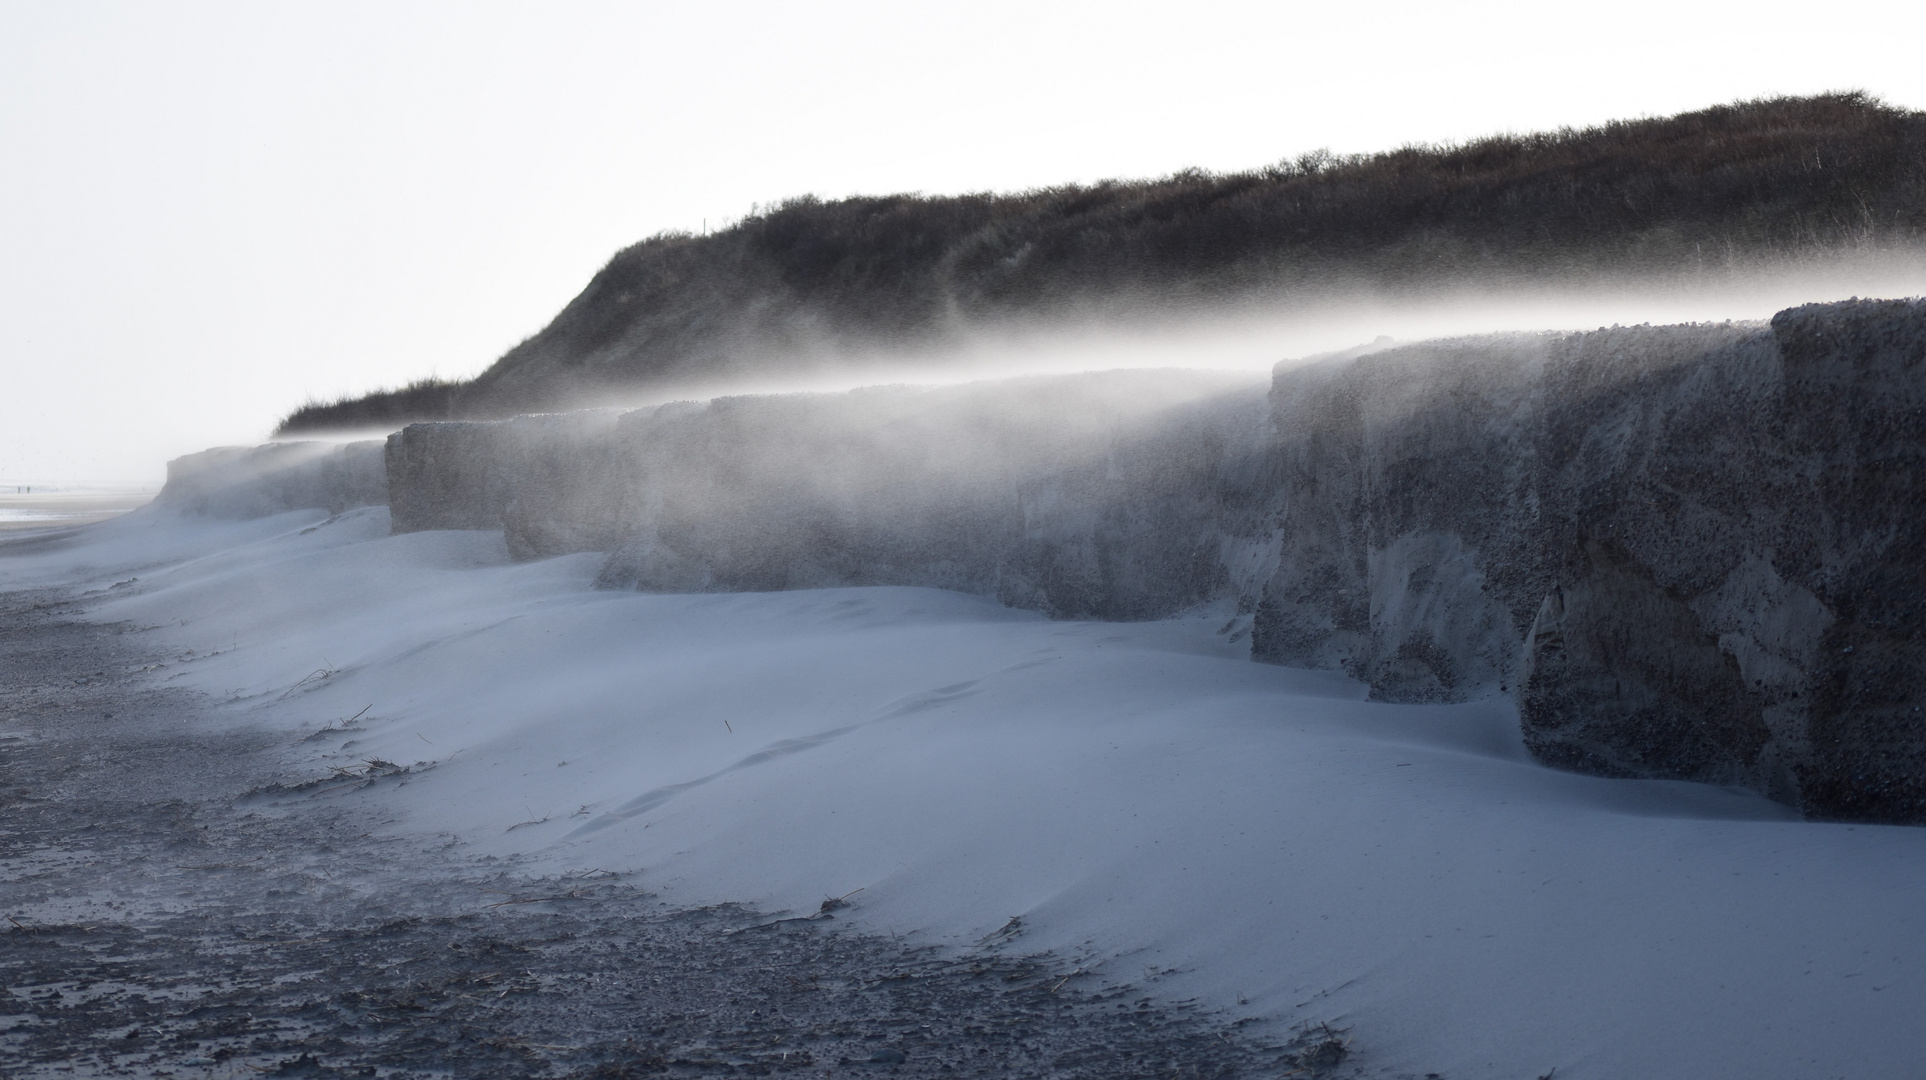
[4,0,1924,485]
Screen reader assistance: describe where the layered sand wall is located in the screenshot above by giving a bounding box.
[167,298,1926,821]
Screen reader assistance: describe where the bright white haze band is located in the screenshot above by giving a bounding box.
[4,0,1925,485]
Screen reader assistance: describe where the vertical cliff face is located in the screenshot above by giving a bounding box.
[1747,300,1926,819]
[1248,298,1926,820]
[1252,334,1558,696]
[158,441,387,519]
[1253,323,1772,701]
[182,297,1926,822]
[385,371,1272,620]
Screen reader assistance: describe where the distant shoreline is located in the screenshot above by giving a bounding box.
[0,489,154,532]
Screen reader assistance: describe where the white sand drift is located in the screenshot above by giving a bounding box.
[6,505,1923,1079]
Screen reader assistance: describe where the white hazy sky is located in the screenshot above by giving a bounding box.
[4,0,1924,485]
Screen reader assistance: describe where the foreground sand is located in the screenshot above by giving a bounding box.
[4,507,1923,1079]
[0,580,1315,1079]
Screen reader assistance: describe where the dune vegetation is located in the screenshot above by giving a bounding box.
[279,92,1926,432]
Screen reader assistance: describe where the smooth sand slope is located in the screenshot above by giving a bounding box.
[5,506,1922,1079]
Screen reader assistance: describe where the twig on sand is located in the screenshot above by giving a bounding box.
[725,887,867,935]
[818,887,864,914]
[277,666,338,701]
[507,800,550,831]
[302,704,372,742]
[309,779,370,797]
[1280,1021,1350,1076]
[486,890,586,908]
[976,915,1023,946]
